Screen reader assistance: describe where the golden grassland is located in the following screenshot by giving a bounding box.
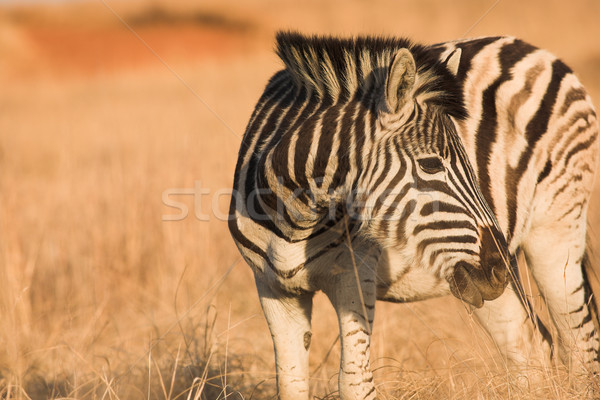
[1,0,600,398]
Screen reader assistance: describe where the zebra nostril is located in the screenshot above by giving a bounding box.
[491,264,507,287]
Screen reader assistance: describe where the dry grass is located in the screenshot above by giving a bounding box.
[0,0,599,398]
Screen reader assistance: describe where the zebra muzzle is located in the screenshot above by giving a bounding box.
[447,261,507,308]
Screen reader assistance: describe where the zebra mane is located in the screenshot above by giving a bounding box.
[275,31,467,119]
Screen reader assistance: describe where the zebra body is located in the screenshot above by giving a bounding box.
[228,33,599,399]
[437,37,600,372]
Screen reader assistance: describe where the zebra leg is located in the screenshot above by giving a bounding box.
[522,224,600,374]
[472,281,552,365]
[323,249,377,400]
[255,277,313,400]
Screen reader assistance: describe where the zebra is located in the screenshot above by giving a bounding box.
[228,32,599,399]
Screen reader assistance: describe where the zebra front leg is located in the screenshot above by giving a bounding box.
[472,281,552,366]
[255,277,314,400]
[323,253,377,400]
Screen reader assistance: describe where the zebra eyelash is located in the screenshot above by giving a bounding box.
[417,156,445,174]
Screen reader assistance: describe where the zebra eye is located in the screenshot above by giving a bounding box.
[417,157,445,174]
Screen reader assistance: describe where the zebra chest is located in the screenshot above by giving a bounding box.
[237,214,350,293]
[374,248,452,302]
[259,238,347,294]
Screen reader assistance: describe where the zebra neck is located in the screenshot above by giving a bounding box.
[255,129,364,238]
[259,152,358,234]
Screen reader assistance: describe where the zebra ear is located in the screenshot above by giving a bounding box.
[385,48,416,114]
[444,48,462,76]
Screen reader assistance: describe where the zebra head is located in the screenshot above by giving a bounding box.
[357,48,510,307]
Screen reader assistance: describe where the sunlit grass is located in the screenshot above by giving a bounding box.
[1,1,600,399]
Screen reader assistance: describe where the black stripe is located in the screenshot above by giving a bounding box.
[378,179,410,230]
[524,57,572,155]
[554,113,595,162]
[376,141,409,234]
[569,304,584,314]
[552,173,583,200]
[583,329,598,342]
[228,218,278,273]
[258,89,309,213]
[448,129,493,223]
[581,257,600,360]
[236,71,290,164]
[331,100,359,191]
[270,86,310,184]
[545,123,594,189]
[245,81,296,202]
[278,100,322,196]
[313,100,342,184]
[443,123,495,227]
[396,199,417,241]
[445,151,483,221]
[352,95,367,173]
[294,96,333,189]
[557,202,584,222]
[252,85,302,231]
[563,134,598,167]
[429,248,479,266]
[417,235,478,256]
[506,58,571,239]
[475,40,537,222]
[420,201,469,217]
[231,77,291,211]
[370,139,394,203]
[559,86,588,115]
[413,220,477,236]
[537,160,552,184]
[574,311,593,330]
[454,37,503,82]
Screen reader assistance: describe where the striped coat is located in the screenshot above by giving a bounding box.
[229,32,599,399]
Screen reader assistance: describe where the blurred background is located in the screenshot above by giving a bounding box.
[0,0,599,398]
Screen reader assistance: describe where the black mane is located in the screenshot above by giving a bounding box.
[275,31,467,120]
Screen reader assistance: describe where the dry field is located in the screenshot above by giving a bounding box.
[1,0,600,399]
